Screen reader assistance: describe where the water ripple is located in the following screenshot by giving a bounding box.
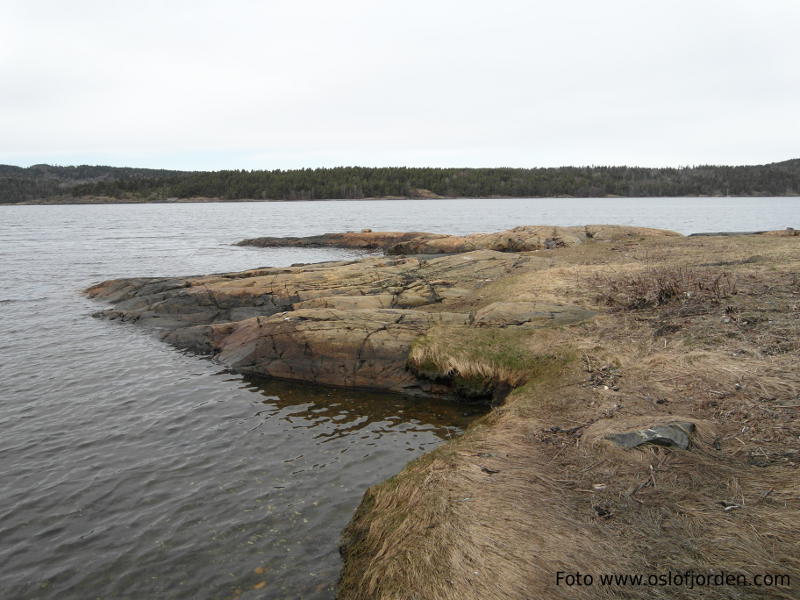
[2,198,794,599]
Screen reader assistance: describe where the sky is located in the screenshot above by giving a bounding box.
[1,0,798,171]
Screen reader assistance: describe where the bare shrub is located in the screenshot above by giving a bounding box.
[593,267,737,310]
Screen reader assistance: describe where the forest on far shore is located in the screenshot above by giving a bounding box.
[2,160,800,203]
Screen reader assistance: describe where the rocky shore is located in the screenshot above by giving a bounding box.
[237,224,681,254]
[86,225,800,599]
[86,246,596,400]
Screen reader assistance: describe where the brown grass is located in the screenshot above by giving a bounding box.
[591,266,737,310]
[339,234,800,600]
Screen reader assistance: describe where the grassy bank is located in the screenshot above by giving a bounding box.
[339,232,800,599]
[408,326,576,401]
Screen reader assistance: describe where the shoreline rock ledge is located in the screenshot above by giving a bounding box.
[86,240,603,400]
[87,226,677,399]
[236,224,681,255]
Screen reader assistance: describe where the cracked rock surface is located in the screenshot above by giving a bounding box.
[86,225,673,397]
[88,249,591,396]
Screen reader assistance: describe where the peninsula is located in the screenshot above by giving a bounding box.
[86,225,799,599]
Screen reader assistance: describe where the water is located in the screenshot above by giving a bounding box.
[0,197,796,600]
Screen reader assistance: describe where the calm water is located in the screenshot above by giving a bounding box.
[0,197,797,599]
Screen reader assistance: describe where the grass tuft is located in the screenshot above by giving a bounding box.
[408,326,575,399]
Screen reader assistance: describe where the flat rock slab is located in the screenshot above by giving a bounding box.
[236,225,681,255]
[689,231,770,237]
[387,225,680,255]
[236,231,442,249]
[87,250,556,396]
[87,251,526,328]
[689,228,797,237]
[473,302,595,328]
[86,235,602,397]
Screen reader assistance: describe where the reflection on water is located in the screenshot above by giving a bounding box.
[211,377,480,600]
[244,376,479,445]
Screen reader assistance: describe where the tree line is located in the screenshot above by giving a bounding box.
[0,164,188,203]
[2,160,799,203]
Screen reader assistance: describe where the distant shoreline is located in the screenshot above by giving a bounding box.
[4,161,800,204]
[7,193,800,206]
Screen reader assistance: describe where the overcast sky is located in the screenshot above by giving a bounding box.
[2,0,798,170]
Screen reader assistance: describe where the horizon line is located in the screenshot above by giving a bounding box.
[4,158,798,173]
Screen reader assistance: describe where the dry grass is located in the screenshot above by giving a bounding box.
[591,266,737,310]
[341,371,800,599]
[339,234,800,600]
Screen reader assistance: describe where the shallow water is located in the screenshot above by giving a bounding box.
[0,197,796,599]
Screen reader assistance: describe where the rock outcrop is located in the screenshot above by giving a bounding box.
[235,230,444,250]
[87,247,595,398]
[386,224,680,254]
[87,226,684,398]
[237,225,681,255]
[689,227,798,237]
[184,308,470,395]
[472,301,595,328]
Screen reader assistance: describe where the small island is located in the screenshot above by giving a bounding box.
[86,225,799,599]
